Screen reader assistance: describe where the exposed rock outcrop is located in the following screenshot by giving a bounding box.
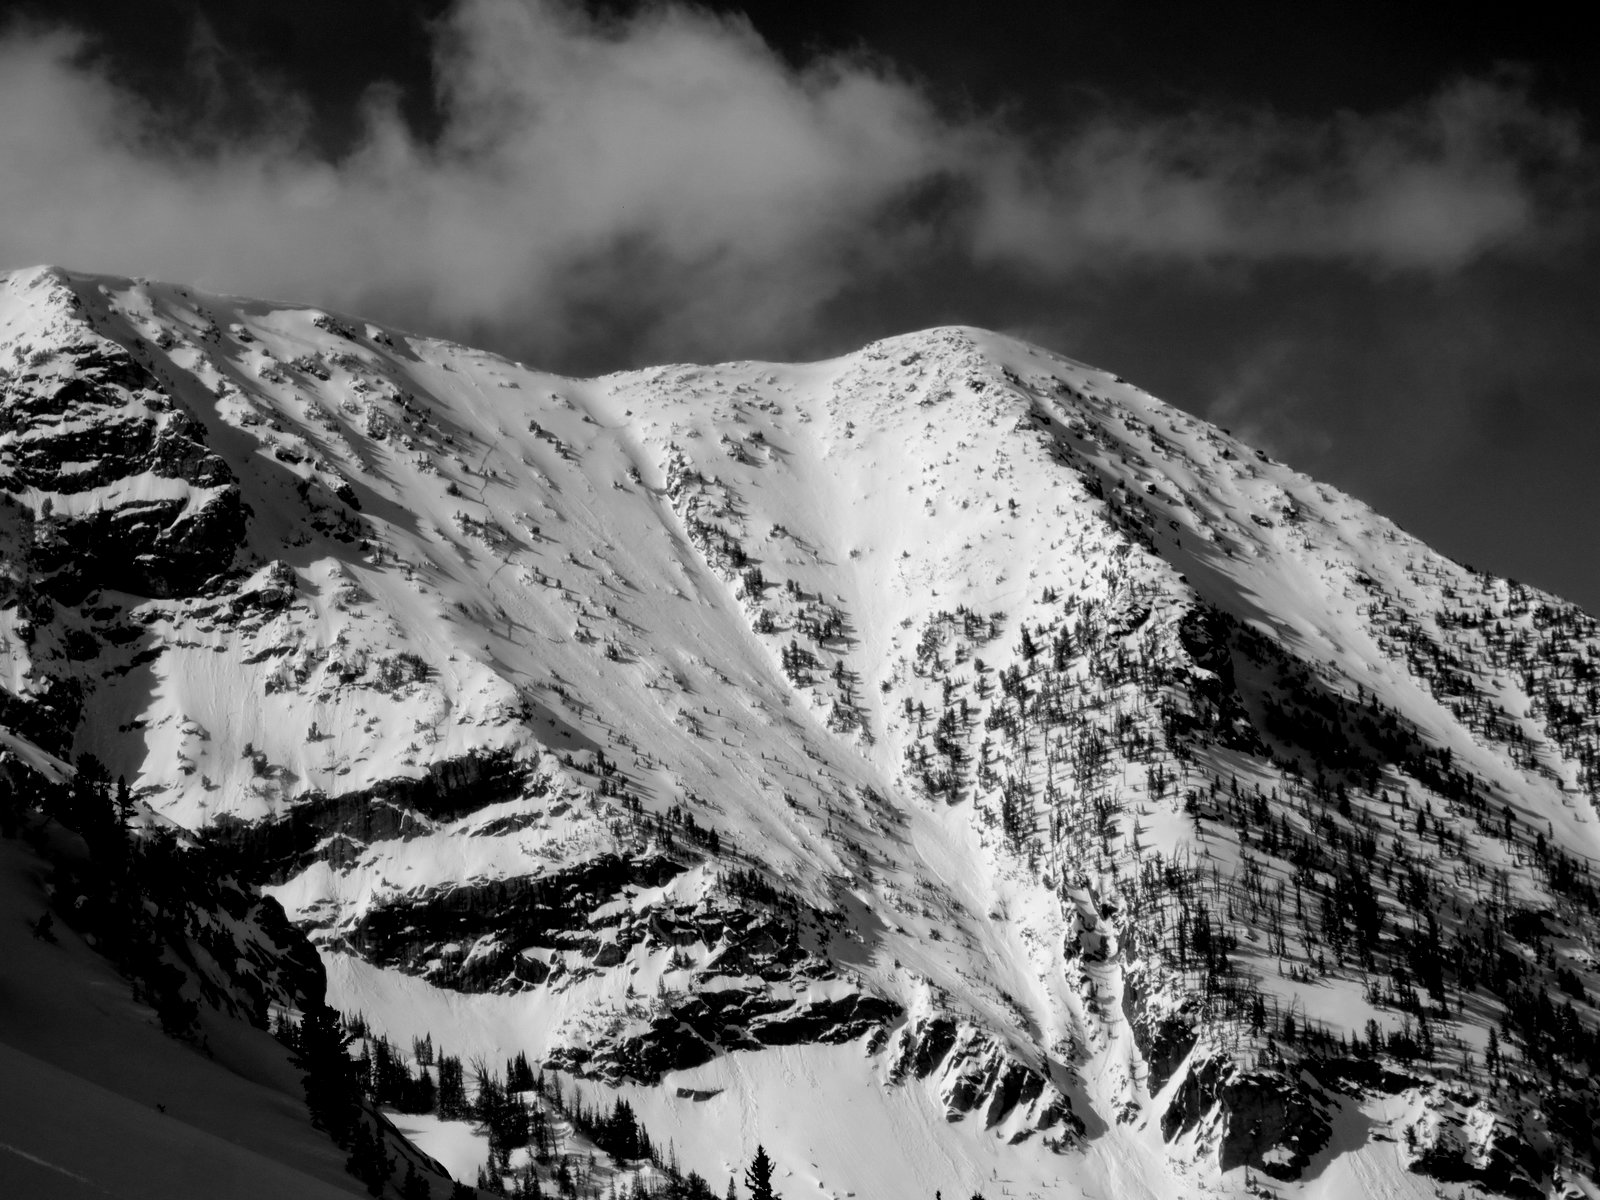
[888,1014,1081,1139]
[1161,1054,1332,1180]
[1,304,244,599]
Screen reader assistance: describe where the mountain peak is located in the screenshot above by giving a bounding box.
[2,271,1598,1200]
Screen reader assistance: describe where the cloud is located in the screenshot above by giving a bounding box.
[1202,339,1336,464]
[0,2,1592,366]
[970,78,1589,273]
[0,6,941,359]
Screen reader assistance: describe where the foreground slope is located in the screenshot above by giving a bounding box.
[2,265,1598,1199]
[0,739,388,1200]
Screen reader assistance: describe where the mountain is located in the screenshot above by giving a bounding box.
[0,725,458,1200]
[2,263,1598,1200]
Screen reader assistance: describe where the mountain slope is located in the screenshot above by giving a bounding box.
[0,834,363,1200]
[0,726,442,1200]
[2,264,1598,1200]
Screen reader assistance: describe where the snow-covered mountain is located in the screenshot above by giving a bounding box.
[3,263,1598,1200]
[0,744,414,1200]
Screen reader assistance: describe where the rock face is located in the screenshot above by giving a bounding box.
[4,265,1600,1200]
[887,1014,1079,1137]
[1120,977,1197,1094]
[205,749,533,884]
[1,745,328,1033]
[0,272,243,600]
[1402,1086,1549,1200]
[1161,1056,1331,1179]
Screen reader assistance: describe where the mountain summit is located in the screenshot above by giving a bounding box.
[3,264,1598,1199]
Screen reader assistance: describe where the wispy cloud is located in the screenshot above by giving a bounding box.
[1202,339,1337,464]
[971,77,1589,273]
[0,2,1591,365]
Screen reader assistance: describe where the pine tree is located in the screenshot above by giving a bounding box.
[1019,625,1037,665]
[401,1159,433,1200]
[509,1050,536,1091]
[300,1004,361,1146]
[367,1126,395,1198]
[437,1053,467,1119]
[346,1120,395,1196]
[114,774,134,831]
[744,1146,777,1200]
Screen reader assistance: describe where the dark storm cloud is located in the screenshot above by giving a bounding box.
[0,0,1593,366]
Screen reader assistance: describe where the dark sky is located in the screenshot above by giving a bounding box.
[2,1,1597,611]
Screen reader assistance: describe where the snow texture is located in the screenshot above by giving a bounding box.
[3,263,1600,1200]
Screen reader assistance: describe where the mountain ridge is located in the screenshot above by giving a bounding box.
[2,263,1598,1200]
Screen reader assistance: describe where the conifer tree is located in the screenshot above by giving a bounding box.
[401,1159,433,1200]
[114,775,134,831]
[744,1146,777,1200]
[299,1004,362,1146]
[437,1053,468,1119]
[346,1120,395,1196]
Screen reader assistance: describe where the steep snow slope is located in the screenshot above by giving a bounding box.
[3,265,1599,1200]
[0,734,467,1200]
[0,801,362,1199]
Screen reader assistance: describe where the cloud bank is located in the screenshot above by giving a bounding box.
[0,0,1591,364]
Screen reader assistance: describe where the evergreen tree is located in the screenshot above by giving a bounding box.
[345,1120,395,1196]
[345,1122,374,1186]
[299,1004,362,1146]
[509,1050,536,1091]
[114,775,134,831]
[1019,625,1036,665]
[401,1159,433,1200]
[744,1146,777,1200]
[437,1053,468,1119]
